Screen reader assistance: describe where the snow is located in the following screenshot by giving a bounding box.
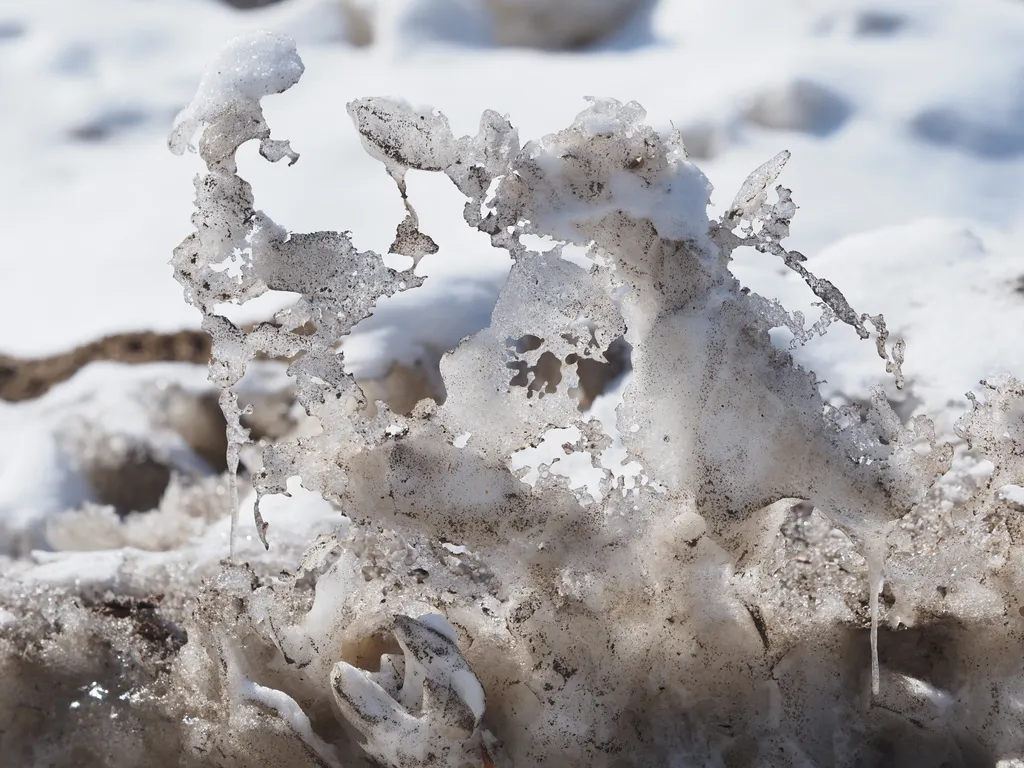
[0,6,1019,765]
[0,0,1019,584]
[235,675,344,768]
[0,360,297,553]
[21,549,128,588]
[0,13,1022,755]
[754,217,1024,426]
[0,0,1019,412]
[1000,484,1024,508]
[524,97,714,247]
[0,0,1014,608]
[169,30,305,158]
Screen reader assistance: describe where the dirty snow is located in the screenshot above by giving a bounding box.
[0,0,1021,559]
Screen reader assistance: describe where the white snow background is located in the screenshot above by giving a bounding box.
[0,0,1022,560]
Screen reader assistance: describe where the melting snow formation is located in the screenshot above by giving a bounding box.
[1,30,1023,768]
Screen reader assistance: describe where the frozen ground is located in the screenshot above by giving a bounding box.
[0,0,1022,764]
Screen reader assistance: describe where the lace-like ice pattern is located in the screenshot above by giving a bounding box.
[169,32,1024,767]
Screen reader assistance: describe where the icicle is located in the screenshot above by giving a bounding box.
[866,545,885,697]
[218,388,251,561]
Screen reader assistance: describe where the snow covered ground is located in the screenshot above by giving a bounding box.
[0,0,1021,561]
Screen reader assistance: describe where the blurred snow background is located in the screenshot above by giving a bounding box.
[0,0,1022,551]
